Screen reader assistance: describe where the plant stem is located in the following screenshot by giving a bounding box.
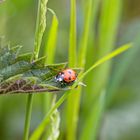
[23,94,33,140]
[66,0,77,139]
[23,0,48,139]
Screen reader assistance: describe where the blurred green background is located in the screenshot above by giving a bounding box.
[0,0,140,140]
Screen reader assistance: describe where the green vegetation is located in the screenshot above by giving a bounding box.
[0,0,140,140]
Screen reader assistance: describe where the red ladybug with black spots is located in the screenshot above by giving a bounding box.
[55,69,77,86]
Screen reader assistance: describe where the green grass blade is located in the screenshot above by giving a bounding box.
[43,8,58,64]
[66,0,77,139]
[32,0,48,60]
[66,0,95,139]
[78,44,132,81]
[98,0,122,54]
[41,8,59,140]
[85,0,122,103]
[23,95,33,140]
[42,8,58,113]
[78,0,93,67]
[84,0,101,85]
[44,95,60,140]
[81,1,123,139]
[30,43,131,140]
[69,0,77,67]
[30,91,71,140]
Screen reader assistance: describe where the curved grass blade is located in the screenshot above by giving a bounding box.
[43,8,58,64]
[78,43,132,82]
[30,43,132,140]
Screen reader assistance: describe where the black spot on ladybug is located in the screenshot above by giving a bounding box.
[68,70,72,74]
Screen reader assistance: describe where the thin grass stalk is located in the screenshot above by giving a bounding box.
[66,0,77,139]
[32,0,48,60]
[43,8,58,65]
[69,0,77,68]
[78,0,93,67]
[78,44,131,81]
[84,0,100,109]
[42,8,58,114]
[44,95,60,140]
[66,0,94,139]
[30,43,132,140]
[41,9,59,140]
[23,95,33,140]
[23,0,48,139]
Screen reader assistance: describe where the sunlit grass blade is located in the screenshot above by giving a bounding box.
[43,8,58,64]
[78,0,93,67]
[41,8,59,140]
[66,0,95,139]
[66,0,77,139]
[69,0,77,67]
[42,8,59,113]
[30,43,131,140]
[23,0,48,140]
[84,0,101,90]
[44,95,60,140]
[78,44,132,81]
[98,0,122,54]
[81,1,123,139]
[85,0,122,104]
[32,0,48,60]
[30,91,71,140]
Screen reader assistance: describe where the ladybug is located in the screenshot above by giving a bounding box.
[55,69,77,86]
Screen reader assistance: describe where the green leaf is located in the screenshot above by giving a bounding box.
[0,45,73,95]
[0,45,22,69]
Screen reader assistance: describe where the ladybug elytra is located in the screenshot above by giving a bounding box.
[55,69,77,85]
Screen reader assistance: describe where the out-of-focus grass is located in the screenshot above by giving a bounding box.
[81,1,122,140]
[0,0,140,140]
